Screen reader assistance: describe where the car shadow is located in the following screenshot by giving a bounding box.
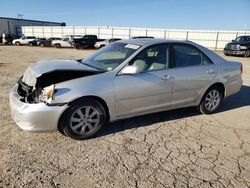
[97,85,250,138]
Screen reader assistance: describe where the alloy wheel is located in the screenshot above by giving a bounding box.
[69,106,100,135]
[204,89,220,111]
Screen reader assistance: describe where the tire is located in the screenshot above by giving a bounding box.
[75,44,81,49]
[245,50,250,58]
[60,98,107,140]
[40,43,44,47]
[198,86,223,114]
[15,42,20,46]
[55,43,61,48]
[29,43,33,46]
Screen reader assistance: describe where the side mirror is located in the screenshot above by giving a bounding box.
[121,65,139,75]
[232,40,236,42]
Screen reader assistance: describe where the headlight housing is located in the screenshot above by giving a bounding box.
[40,85,55,102]
[240,46,247,50]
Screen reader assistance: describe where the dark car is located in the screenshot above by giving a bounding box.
[130,36,154,39]
[72,35,104,49]
[224,35,250,57]
[29,38,46,46]
[39,37,62,47]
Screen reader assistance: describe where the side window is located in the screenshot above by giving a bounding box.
[63,38,69,42]
[173,44,212,67]
[129,44,169,73]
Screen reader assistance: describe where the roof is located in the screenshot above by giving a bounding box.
[120,38,191,46]
[0,17,64,25]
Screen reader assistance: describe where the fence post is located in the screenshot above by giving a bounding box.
[98,27,100,38]
[128,29,131,38]
[236,32,239,38]
[32,26,34,36]
[85,27,87,35]
[73,26,75,36]
[61,27,64,37]
[42,27,45,38]
[164,30,167,39]
[111,28,114,38]
[215,32,219,50]
[186,31,189,40]
[145,29,148,37]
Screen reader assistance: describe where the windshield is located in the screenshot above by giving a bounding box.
[235,36,250,42]
[81,42,140,71]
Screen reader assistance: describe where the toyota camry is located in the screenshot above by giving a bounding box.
[10,39,243,140]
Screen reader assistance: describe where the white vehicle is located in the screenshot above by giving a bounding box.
[12,36,36,46]
[52,35,82,48]
[94,38,121,49]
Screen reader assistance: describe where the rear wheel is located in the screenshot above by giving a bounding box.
[199,86,223,114]
[40,43,44,47]
[15,42,20,46]
[60,98,107,140]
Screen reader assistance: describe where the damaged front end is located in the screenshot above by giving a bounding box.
[17,69,102,104]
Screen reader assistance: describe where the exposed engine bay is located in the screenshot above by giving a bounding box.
[17,70,102,103]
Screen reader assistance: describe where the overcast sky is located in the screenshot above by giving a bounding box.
[1,0,250,30]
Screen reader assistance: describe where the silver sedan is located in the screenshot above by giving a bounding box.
[10,39,243,140]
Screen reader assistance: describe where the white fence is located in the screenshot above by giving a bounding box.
[18,26,250,50]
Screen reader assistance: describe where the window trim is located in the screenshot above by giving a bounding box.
[118,43,172,75]
[170,43,214,69]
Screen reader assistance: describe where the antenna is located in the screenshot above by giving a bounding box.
[17,14,24,19]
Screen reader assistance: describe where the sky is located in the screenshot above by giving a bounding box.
[0,0,250,30]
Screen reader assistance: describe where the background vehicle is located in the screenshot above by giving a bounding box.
[72,35,104,49]
[94,38,121,49]
[12,36,36,45]
[130,36,154,39]
[224,35,250,57]
[29,38,46,46]
[52,35,82,48]
[10,39,242,140]
[38,37,61,47]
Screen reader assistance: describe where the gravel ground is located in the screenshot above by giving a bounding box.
[0,46,249,188]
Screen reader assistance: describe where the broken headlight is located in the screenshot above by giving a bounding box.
[39,84,55,102]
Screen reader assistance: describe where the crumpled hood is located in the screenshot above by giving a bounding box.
[22,60,100,87]
[27,60,96,77]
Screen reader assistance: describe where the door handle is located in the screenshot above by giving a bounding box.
[206,69,215,75]
[161,75,174,80]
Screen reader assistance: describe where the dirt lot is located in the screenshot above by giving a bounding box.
[0,46,250,188]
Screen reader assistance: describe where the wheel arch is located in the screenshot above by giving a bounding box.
[200,82,225,104]
[57,95,110,132]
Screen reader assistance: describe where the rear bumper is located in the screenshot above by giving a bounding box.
[9,84,67,132]
[225,78,243,97]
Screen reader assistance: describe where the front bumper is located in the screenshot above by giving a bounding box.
[9,84,67,132]
[224,49,246,56]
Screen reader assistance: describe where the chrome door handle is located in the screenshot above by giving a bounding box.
[161,75,174,80]
[206,69,215,75]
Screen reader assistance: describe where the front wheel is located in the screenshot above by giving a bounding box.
[15,42,20,46]
[60,98,107,140]
[245,50,250,58]
[55,43,61,48]
[75,44,81,49]
[198,87,223,114]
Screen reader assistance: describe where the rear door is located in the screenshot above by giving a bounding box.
[171,43,217,106]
